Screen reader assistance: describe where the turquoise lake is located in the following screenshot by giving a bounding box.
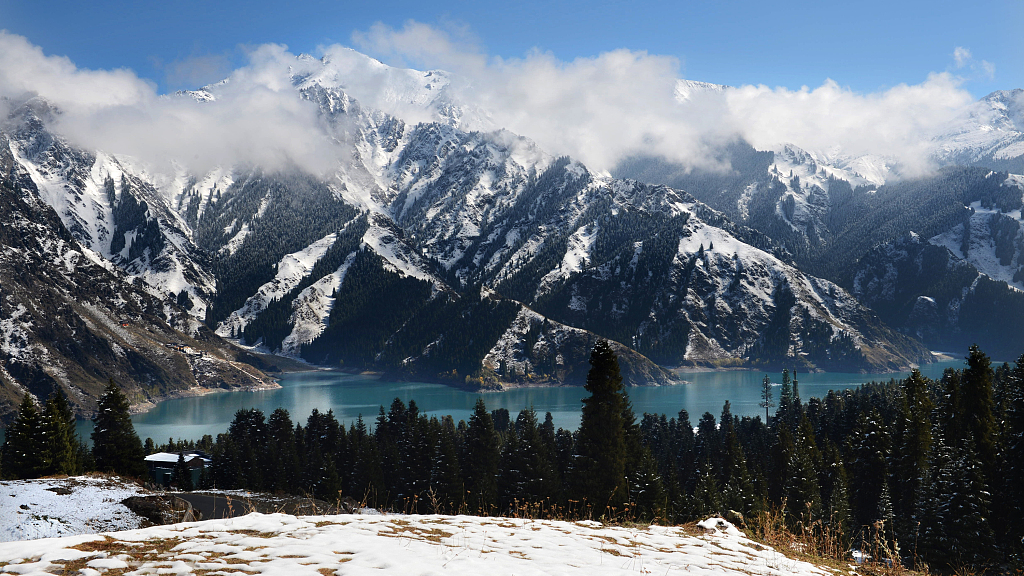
[72,359,963,443]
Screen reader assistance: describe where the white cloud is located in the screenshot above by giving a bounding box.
[352,22,980,175]
[0,33,340,175]
[0,27,994,180]
[952,45,995,81]
[954,46,972,68]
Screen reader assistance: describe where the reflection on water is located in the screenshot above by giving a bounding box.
[74,359,963,443]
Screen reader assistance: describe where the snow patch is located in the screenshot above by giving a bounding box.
[217,232,339,340]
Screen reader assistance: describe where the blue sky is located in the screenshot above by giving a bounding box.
[0,0,1019,98]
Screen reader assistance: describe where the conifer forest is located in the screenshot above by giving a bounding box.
[4,342,1024,573]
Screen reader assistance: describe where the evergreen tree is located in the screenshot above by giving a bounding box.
[1002,355,1024,564]
[265,408,299,493]
[720,423,756,516]
[463,398,499,514]
[572,340,630,514]
[226,408,267,490]
[1,394,45,479]
[785,414,821,523]
[820,442,851,545]
[961,345,997,482]
[629,446,667,520]
[778,369,794,427]
[304,409,342,500]
[847,409,891,529]
[349,416,384,505]
[430,415,464,513]
[692,457,722,518]
[892,369,933,540]
[171,452,194,491]
[41,389,79,476]
[91,380,146,478]
[922,431,997,568]
[759,375,774,423]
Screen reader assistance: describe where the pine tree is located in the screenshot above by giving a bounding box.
[759,375,774,424]
[961,345,997,482]
[171,452,194,491]
[1002,355,1024,564]
[629,447,667,520]
[349,416,384,506]
[572,340,630,514]
[785,414,821,524]
[692,457,722,518]
[463,398,499,514]
[430,415,463,514]
[820,442,851,545]
[265,408,299,493]
[91,380,146,478]
[922,431,997,568]
[720,410,756,516]
[893,369,932,541]
[1,394,45,479]
[226,408,267,490]
[778,369,794,427]
[847,409,891,529]
[41,389,79,476]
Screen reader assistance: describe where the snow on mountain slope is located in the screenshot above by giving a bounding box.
[536,222,599,299]
[930,196,1024,290]
[280,251,358,356]
[0,49,940,382]
[934,89,1024,167]
[217,232,339,339]
[3,104,217,319]
[0,165,275,419]
[0,513,830,576]
[362,215,448,289]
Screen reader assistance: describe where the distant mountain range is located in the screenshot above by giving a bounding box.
[3,49,1022,419]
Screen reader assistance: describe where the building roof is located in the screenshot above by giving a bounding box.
[144,452,209,465]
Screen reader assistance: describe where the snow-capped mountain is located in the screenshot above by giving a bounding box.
[934,89,1024,173]
[0,133,274,420]
[851,230,1024,360]
[0,49,947,419]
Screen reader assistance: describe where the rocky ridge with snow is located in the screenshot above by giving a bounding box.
[0,131,275,420]
[0,50,953,417]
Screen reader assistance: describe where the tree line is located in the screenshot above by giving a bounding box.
[2,344,1023,573]
[1,379,147,479]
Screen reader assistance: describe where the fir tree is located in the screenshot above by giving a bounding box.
[41,389,79,476]
[91,380,146,478]
[572,340,630,513]
[820,441,851,545]
[847,409,891,529]
[171,452,194,491]
[349,416,384,506]
[1,394,45,479]
[1002,355,1024,564]
[893,369,933,540]
[692,457,722,518]
[430,415,463,514]
[759,375,774,424]
[463,398,499,514]
[719,418,756,516]
[265,408,299,494]
[629,447,667,520]
[961,345,997,482]
[785,414,821,523]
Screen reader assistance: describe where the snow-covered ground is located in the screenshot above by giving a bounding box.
[0,513,830,576]
[0,476,147,543]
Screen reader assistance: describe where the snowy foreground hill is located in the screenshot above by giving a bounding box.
[0,512,832,576]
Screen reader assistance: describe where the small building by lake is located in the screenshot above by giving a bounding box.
[144,451,210,487]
